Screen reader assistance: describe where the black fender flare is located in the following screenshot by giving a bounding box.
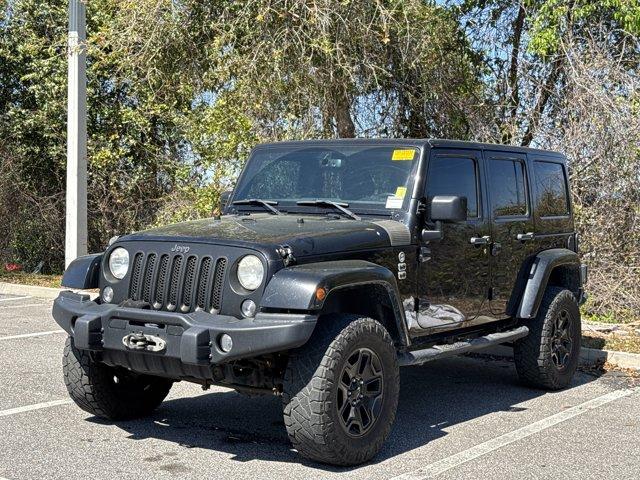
[260,260,409,345]
[515,248,581,320]
[61,253,102,289]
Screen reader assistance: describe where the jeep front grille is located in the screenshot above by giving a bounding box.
[128,252,227,313]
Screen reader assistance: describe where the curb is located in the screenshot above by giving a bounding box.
[0,282,98,301]
[481,345,640,371]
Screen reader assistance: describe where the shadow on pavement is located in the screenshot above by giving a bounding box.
[89,354,601,473]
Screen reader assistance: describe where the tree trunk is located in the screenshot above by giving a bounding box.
[502,2,526,144]
[521,56,563,146]
[334,93,356,138]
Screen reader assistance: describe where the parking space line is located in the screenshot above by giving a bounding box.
[391,387,639,479]
[0,296,31,303]
[0,399,72,419]
[0,330,65,341]
[0,303,52,310]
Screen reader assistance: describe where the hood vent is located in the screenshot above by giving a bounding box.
[372,220,411,246]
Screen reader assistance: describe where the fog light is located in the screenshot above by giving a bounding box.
[102,286,114,303]
[219,334,233,353]
[241,299,257,318]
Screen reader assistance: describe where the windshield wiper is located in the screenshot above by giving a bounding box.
[296,200,361,221]
[232,198,282,215]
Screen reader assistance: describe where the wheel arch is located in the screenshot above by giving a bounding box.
[513,248,582,320]
[61,253,103,289]
[317,283,408,347]
[260,260,410,346]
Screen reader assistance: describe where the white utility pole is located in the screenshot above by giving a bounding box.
[65,0,88,267]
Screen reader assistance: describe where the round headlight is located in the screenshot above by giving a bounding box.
[236,255,264,291]
[108,247,129,280]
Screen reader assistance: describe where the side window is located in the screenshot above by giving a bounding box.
[534,161,569,217]
[426,155,478,218]
[488,159,527,217]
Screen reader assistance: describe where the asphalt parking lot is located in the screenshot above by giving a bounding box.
[1,292,638,480]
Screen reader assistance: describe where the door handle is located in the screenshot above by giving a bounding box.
[516,232,535,241]
[470,235,491,245]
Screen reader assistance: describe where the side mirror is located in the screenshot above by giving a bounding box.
[219,190,232,213]
[421,195,467,242]
[430,195,467,222]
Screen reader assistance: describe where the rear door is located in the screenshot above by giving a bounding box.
[529,156,574,251]
[484,151,536,317]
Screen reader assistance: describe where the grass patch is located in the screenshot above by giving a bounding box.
[582,333,640,354]
[580,299,638,324]
[0,271,62,288]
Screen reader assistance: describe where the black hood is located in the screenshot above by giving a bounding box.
[119,214,410,259]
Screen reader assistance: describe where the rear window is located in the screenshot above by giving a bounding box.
[534,161,570,217]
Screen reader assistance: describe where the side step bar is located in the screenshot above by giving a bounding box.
[398,326,529,367]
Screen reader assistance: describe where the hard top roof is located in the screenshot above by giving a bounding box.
[255,138,564,158]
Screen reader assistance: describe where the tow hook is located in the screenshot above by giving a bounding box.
[122,332,166,353]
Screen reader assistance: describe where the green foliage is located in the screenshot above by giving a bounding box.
[0,0,195,270]
[529,0,640,56]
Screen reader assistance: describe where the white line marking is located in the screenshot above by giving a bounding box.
[0,399,72,418]
[0,303,52,310]
[0,296,31,303]
[392,387,639,479]
[0,330,65,341]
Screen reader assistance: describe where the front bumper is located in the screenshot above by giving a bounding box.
[53,291,317,366]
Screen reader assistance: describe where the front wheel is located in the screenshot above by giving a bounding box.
[282,315,400,466]
[514,287,581,390]
[62,337,173,420]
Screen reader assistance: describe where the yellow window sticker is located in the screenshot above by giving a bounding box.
[395,186,407,198]
[392,149,416,161]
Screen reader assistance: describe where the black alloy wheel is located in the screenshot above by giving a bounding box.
[550,308,573,370]
[337,347,384,437]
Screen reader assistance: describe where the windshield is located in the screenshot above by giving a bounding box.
[232,144,419,213]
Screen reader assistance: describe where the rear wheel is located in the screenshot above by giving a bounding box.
[514,287,581,390]
[63,337,173,420]
[282,315,400,466]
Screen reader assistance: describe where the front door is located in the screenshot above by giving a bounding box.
[484,151,536,317]
[416,148,492,334]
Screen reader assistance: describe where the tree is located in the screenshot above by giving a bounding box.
[109,0,487,140]
[0,0,192,271]
[457,0,640,145]
[457,0,640,319]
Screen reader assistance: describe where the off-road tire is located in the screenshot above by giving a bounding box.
[514,287,581,390]
[282,315,400,466]
[63,336,173,420]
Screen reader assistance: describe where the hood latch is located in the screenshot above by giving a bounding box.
[277,245,296,266]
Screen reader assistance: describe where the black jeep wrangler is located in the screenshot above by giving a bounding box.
[54,139,587,466]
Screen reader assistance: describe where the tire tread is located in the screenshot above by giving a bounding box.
[282,315,399,466]
[62,337,172,420]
